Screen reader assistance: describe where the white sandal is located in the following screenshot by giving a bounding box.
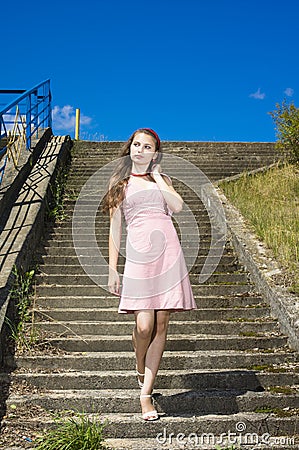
[136,368,145,388]
[140,394,159,421]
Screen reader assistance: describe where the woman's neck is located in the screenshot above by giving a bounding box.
[131,164,149,175]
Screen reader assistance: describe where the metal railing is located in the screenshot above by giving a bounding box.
[0,79,52,186]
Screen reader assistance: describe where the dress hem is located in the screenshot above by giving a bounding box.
[118,307,197,314]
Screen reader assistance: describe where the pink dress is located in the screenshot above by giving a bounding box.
[118,177,196,313]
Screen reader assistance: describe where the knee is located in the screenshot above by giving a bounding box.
[155,318,170,336]
[136,323,153,340]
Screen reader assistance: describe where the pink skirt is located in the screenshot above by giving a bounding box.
[118,214,196,314]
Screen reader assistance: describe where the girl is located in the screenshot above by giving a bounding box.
[103,128,196,421]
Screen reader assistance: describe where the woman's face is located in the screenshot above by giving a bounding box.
[130,132,157,168]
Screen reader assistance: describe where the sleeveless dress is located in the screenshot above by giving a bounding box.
[118,176,197,314]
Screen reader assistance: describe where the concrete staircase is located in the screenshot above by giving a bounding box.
[6,141,299,448]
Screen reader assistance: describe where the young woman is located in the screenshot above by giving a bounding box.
[103,128,196,421]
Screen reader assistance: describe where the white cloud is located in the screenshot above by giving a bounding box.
[284,87,294,97]
[52,105,92,131]
[1,112,26,133]
[249,88,266,100]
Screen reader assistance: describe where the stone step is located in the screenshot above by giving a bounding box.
[7,389,299,415]
[72,148,278,155]
[68,161,277,171]
[65,172,266,184]
[42,231,216,243]
[35,284,254,297]
[33,307,271,322]
[11,368,297,391]
[36,256,239,273]
[4,408,298,443]
[70,158,279,165]
[44,232,216,243]
[33,319,279,336]
[64,202,209,211]
[42,231,217,243]
[64,204,207,213]
[70,150,277,158]
[35,294,264,309]
[53,221,214,230]
[69,165,278,173]
[38,262,241,275]
[33,334,287,353]
[98,412,299,441]
[40,245,220,257]
[71,150,278,157]
[72,146,277,152]
[3,412,297,450]
[66,163,270,173]
[35,273,250,287]
[105,436,298,450]
[16,350,295,372]
[37,239,235,255]
[37,254,240,268]
[66,201,208,214]
[71,148,278,155]
[66,164,275,175]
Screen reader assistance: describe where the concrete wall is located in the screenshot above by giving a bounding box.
[0,131,72,368]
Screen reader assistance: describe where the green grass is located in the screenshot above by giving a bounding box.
[5,266,38,352]
[254,405,299,417]
[248,363,299,372]
[220,163,299,293]
[34,413,109,449]
[267,385,297,395]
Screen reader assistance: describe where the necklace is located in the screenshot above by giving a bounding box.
[130,172,150,177]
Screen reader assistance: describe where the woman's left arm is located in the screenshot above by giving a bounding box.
[152,165,184,213]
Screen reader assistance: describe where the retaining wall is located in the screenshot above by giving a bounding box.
[0,131,72,367]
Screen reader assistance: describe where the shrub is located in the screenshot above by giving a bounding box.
[269,100,299,162]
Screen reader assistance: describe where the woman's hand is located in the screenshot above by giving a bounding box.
[151,162,162,176]
[150,162,184,213]
[108,268,120,296]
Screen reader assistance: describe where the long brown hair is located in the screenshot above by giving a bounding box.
[102,128,162,213]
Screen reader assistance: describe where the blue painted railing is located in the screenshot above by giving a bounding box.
[0,79,52,186]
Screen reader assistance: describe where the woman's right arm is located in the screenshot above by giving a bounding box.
[108,206,122,296]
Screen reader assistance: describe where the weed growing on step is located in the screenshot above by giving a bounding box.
[5,266,38,352]
[254,405,299,417]
[239,331,261,337]
[47,164,69,222]
[249,363,295,372]
[220,163,299,293]
[64,186,79,201]
[34,413,109,449]
[267,385,298,395]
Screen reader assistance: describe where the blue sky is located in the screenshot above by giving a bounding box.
[1,0,299,142]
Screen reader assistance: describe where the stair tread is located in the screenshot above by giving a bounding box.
[8,388,299,398]
[35,333,282,339]
[17,349,294,358]
[12,367,298,375]
[33,319,277,324]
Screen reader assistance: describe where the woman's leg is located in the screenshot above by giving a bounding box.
[133,310,155,386]
[140,310,170,414]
